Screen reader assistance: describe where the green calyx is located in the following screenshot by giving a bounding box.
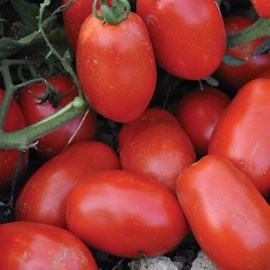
[92,0,131,25]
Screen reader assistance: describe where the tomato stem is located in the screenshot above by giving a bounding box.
[92,0,130,25]
[227,18,270,48]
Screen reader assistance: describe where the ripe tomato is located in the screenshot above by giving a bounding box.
[136,0,226,80]
[76,12,157,123]
[176,154,270,270]
[15,141,120,228]
[66,169,189,258]
[176,86,231,157]
[119,112,196,192]
[251,0,270,18]
[0,89,28,190]
[209,78,270,195]
[214,16,270,93]
[62,0,94,51]
[0,221,98,269]
[19,76,97,160]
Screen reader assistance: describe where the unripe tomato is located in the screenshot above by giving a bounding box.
[66,169,189,258]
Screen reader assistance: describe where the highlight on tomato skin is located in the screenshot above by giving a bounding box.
[0,221,99,270]
[66,169,189,259]
[176,154,270,270]
[15,141,120,228]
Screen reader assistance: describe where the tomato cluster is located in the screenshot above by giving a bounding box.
[1,0,270,269]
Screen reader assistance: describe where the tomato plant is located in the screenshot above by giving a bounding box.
[18,76,97,160]
[176,154,270,270]
[136,0,226,80]
[214,16,270,93]
[15,141,120,228]
[250,0,270,18]
[0,89,28,190]
[175,86,231,157]
[209,78,270,195]
[0,221,98,270]
[119,110,196,192]
[66,169,189,258]
[76,2,157,123]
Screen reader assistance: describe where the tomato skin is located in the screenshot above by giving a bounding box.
[15,141,120,228]
[176,86,231,157]
[66,169,189,258]
[214,16,270,93]
[76,12,157,123]
[19,76,97,160]
[251,0,270,18]
[209,78,270,195]
[0,89,28,189]
[0,221,98,270]
[119,113,196,192]
[176,155,270,270]
[136,0,225,80]
[62,0,94,51]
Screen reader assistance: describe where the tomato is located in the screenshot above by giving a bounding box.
[176,154,270,270]
[251,0,270,18]
[119,112,196,192]
[214,16,270,93]
[118,107,180,150]
[175,86,231,157]
[136,0,225,80]
[15,141,120,228]
[0,89,28,190]
[19,76,97,160]
[259,69,270,79]
[0,221,98,269]
[76,12,157,123]
[209,78,270,195]
[66,169,189,258]
[62,0,94,51]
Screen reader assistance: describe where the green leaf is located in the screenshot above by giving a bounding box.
[254,38,270,56]
[0,37,23,60]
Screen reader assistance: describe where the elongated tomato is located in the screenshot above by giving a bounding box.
[177,155,270,270]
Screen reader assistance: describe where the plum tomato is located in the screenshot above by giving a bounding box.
[15,141,120,228]
[176,154,270,270]
[214,16,270,93]
[0,89,28,190]
[136,0,226,80]
[76,11,157,123]
[66,169,189,258]
[0,221,98,270]
[18,76,97,160]
[119,111,196,192]
[176,86,231,157]
[209,78,270,195]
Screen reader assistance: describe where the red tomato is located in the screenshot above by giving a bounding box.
[176,155,270,270]
[209,78,270,195]
[76,12,157,123]
[251,0,270,18]
[15,141,120,228]
[136,0,225,80]
[119,115,196,192]
[259,69,270,79]
[19,76,97,160]
[176,86,231,157]
[214,16,270,93]
[0,221,98,269]
[66,169,189,258]
[62,0,94,51]
[0,89,28,189]
[118,107,180,150]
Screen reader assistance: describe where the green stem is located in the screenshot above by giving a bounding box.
[0,96,89,150]
[227,18,270,48]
